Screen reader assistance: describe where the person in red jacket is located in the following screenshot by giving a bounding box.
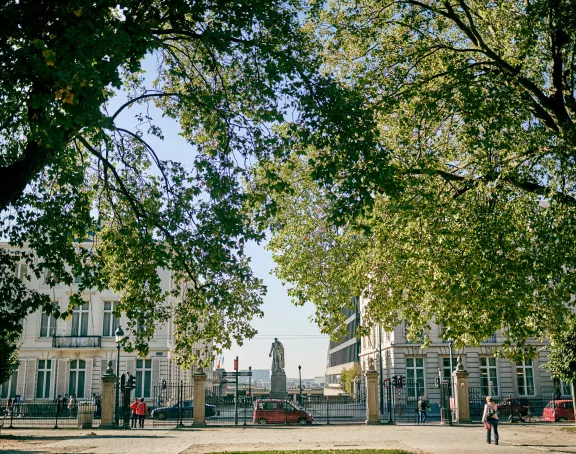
[129,398,139,428]
[136,397,148,428]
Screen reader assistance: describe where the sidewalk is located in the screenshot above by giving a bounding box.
[0,423,574,453]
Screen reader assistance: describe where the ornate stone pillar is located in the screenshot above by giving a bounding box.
[452,356,471,423]
[193,368,207,427]
[365,358,381,425]
[100,360,116,429]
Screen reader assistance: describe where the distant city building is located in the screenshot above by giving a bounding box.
[324,297,361,386]
[0,243,215,403]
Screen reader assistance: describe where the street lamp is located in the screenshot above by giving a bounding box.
[298,365,302,405]
[114,325,125,427]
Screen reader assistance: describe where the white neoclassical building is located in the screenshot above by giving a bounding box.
[0,242,214,403]
[357,295,571,404]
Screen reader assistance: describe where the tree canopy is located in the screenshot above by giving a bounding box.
[254,0,576,358]
[0,0,379,382]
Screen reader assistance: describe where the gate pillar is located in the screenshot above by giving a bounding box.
[193,368,207,427]
[100,361,116,429]
[452,356,471,423]
[365,359,381,425]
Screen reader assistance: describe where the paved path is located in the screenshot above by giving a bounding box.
[0,424,574,453]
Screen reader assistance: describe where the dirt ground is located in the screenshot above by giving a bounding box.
[0,423,575,454]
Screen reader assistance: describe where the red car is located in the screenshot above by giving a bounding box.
[543,400,575,422]
[253,399,313,425]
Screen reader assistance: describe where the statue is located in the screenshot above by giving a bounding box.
[269,337,285,371]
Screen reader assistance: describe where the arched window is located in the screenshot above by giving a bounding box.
[69,360,86,398]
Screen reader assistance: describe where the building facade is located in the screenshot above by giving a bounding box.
[357,295,571,405]
[325,297,361,386]
[0,243,214,403]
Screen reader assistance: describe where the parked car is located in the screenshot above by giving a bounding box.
[496,398,533,420]
[253,399,313,425]
[543,400,575,422]
[151,400,217,420]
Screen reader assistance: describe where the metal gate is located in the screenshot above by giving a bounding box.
[151,381,194,427]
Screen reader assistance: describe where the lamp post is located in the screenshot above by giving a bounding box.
[114,325,125,427]
[298,365,302,405]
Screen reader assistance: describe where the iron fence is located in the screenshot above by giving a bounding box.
[0,400,100,428]
[468,389,573,423]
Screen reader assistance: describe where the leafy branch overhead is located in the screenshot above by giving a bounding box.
[255,0,576,359]
[0,0,374,369]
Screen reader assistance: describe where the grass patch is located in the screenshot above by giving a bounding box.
[204,451,412,454]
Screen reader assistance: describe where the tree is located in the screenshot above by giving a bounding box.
[253,0,576,358]
[543,314,576,424]
[340,363,362,394]
[0,0,375,376]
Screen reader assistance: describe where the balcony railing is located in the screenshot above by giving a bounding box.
[52,336,102,348]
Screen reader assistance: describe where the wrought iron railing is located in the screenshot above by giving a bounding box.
[52,335,102,348]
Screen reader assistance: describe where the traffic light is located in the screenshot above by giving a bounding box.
[126,373,136,390]
[392,375,398,387]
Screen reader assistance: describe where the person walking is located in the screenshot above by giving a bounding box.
[136,398,147,428]
[68,394,76,418]
[417,395,429,424]
[130,398,139,428]
[482,396,499,445]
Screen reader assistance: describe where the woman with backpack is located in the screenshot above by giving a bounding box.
[482,396,499,445]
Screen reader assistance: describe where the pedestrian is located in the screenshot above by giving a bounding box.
[68,394,76,418]
[136,397,147,428]
[482,396,499,445]
[130,398,139,428]
[417,395,428,424]
[5,396,13,416]
[14,394,21,416]
[55,395,62,416]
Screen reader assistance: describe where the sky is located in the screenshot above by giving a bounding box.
[109,63,329,379]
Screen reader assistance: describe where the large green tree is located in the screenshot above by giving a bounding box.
[254,0,576,358]
[0,0,377,383]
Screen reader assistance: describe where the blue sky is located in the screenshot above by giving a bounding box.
[109,63,329,379]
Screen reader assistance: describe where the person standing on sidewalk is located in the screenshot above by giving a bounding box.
[130,398,139,428]
[482,396,499,445]
[417,396,429,424]
[136,398,147,428]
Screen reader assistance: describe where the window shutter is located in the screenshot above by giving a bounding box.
[25,359,36,399]
[56,359,67,396]
[126,358,136,377]
[85,358,93,398]
[152,359,160,390]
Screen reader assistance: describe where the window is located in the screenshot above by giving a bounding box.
[136,359,152,398]
[36,360,52,399]
[516,360,535,396]
[406,357,425,399]
[1,370,18,398]
[480,358,499,396]
[13,263,28,281]
[40,313,57,338]
[102,301,119,337]
[69,360,86,398]
[71,303,89,336]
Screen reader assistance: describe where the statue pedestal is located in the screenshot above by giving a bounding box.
[270,369,287,398]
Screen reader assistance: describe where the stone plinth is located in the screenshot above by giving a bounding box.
[365,369,380,425]
[452,356,471,423]
[270,369,287,398]
[100,374,116,429]
[193,371,207,427]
